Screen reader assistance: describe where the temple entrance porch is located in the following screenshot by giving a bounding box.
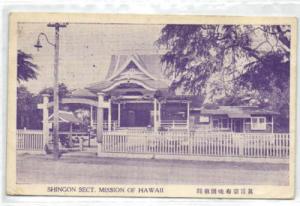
[93,99,191,131]
[119,102,153,127]
[39,94,191,150]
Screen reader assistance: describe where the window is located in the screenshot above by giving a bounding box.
[213,119,219,128]
[251,117,266,130]
[221,119,228,129]
[199,115,210,123]
[212,118,229,130]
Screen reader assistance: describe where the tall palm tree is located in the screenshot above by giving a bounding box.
[17,50,38,82]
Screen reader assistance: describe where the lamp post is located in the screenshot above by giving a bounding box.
[34,23,68,159]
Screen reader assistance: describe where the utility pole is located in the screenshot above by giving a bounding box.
[47,23,67,159]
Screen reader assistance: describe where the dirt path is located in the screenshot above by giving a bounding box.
[16,153,289,185]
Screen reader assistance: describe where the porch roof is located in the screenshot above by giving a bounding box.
[48,111,81,124]
[110,94,193,103]
[86,78,169,92]
[160,95,193,102]
[200,106,279,118]
[69,88,97,98]
[227,113,251,118]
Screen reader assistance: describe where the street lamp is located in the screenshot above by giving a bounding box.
[34,23,68,159]
[34,33,55,50]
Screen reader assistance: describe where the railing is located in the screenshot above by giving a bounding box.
[102,131,289,159]
[103,121,119,130]
[160,120,188,129]
[17,129,44,151]
[93,121,119,130]
[94,120,187,131]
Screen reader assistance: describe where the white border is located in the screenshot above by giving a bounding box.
[0,0,299,206]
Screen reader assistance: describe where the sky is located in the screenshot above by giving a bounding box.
[17,23,164,94]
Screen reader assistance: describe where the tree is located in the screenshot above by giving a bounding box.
[156,24,291,132]
[156,25,290,95]
[17,50,38,82]
[17,86,42,129]
[39,83,70,101]
[17,84,71,130]
[37,83,71,118]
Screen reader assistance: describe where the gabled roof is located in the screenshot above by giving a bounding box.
[85,54,170,93]
[48,111,81,124]
[200,106,279,118]
[105,54,166,81]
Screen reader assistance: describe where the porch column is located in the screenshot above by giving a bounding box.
[158,101,161,129]
[187,101,190,131]
[90,105,93,127]
[271,116,274,133]
[153,98,158,132]
[42,94,50,148]
[117,103,121,128]
[97,93,105,155]
[108,99,112,131]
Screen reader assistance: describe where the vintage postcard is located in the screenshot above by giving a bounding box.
[6,13,297,198]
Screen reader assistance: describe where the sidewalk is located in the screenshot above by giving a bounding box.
[16,153,289,186]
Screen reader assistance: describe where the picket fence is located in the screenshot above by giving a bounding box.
[102,131,290,159]
[16,129,290,160]
[17,129,44,151]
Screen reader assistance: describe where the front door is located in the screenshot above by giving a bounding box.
[127,110,136,127]
[233,119,244,133]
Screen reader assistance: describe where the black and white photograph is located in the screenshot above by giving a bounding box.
[6,13,296,198]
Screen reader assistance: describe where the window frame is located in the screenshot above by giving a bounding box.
[212,119,219,129]
[212,118,230,130]
[221,118,229,129]
[251,116,267,130]
[198,115,210,123]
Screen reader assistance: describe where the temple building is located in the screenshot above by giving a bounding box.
[40,54,279,147]
[69,54,194,134]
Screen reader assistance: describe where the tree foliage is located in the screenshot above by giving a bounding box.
[39,83,70,101]
[156,25,290,95]
[156,24,291,132]
[17,86,42,129]
[17,84,71,129]
[17,50,38,82]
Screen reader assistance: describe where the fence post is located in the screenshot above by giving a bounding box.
[42,94,50,151]
[79,137,84,151]
[188,131,192,155]
[97,93,105,156]
[238,133,244,156]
